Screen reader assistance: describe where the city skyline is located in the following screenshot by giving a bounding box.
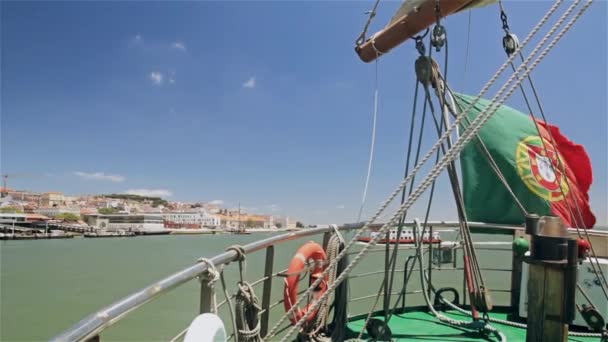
[2,2,606,225]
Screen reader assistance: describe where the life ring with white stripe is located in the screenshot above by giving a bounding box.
[283,241,328,325]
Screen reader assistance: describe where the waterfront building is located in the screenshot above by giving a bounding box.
[274,216,297,229]
[6,190,41,203]
[41,192,64,207]
[83,214,165,232]
[0,213,50,224]
[163,212,220,229]
[216,213,275,229]
[34,207,80,217]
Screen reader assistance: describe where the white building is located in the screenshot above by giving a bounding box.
[84,214,165,232]
[274,216,297,229]
[34,207,81,217]
[163,212,220,228]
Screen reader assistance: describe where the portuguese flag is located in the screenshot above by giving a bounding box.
[455,94,596,228]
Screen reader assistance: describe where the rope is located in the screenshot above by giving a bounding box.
[424,82,487,318]
[328,227,349,342]
[197,258,220,314]
[462,10,472,90]
[266,2,567,338]
[281,1,590,337]
[445,87,529,216]
[499,0,608,300]
[414,220,508,341]
[235,282,262,341]
[355,0,381,46]
[316,229,341,329]
[220,269,239,342]
[357,57,380,222]
[226,245,247,284]
[427,271,603,338]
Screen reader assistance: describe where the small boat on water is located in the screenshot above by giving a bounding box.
[0,230,75,240]
[133,229,171,236]
[357,227,441,244]
[50,1,606,342]
[83,230,136,238]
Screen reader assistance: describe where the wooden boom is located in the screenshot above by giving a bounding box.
[355,0,475,63]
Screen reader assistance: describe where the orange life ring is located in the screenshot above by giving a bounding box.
[283,241,328,325]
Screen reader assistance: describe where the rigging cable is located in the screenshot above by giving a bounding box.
[282,0,586,336]
[499,0,608,301]
[425,270,603,338]
[462,10,473,90]
[282,1,594,336]
[267,1,569,337]
[355,0,382,46]
[443,83,529,216]
[428,5,489,319]
[357,58,380,223]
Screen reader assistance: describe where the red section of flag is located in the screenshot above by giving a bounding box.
[535,119,596,228]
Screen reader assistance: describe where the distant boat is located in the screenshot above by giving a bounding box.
[357,227,441,244]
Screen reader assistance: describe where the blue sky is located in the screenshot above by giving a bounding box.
[1,1,606,225]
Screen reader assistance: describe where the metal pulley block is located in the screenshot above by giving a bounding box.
[431,24,446,51]
[503,32,520,56]
[471,288,494,313]
[580,304,606,332]
[415,56,441,89]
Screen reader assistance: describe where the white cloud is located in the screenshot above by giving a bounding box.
[172,41,186,51]
[242,77,256,89]
[73,171,125,183]
[125,189,173,197]
[336,205,346,209]
[149,71,163,85]
[134,34,142,42]
[209,200,224,206]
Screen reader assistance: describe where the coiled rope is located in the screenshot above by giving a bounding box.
[224,245,264,342]
[234,282,262,341]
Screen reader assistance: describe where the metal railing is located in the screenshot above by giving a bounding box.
[50,221,543,342]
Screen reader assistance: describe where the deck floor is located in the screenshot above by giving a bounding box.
[346,310,598,341]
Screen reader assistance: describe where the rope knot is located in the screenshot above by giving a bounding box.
[226,245,246,262]
[196,258,219,287]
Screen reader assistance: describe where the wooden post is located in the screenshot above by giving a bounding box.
[525,263,568,342]
[525,215,575,342]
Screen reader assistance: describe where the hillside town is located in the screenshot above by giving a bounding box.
[0,187,301,238]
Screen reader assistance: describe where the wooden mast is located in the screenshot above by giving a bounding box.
[355,0,475,63]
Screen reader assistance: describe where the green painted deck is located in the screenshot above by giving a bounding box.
[346,310,598,341]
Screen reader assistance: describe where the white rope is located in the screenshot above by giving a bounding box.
[429,271,603,338]
[357,58,380,222]
[315,228,342,329]
[462,9,472,90]
[265,2,564,338]
[412,219,507,341]
[197,258,220,314]
[275,2,591,340]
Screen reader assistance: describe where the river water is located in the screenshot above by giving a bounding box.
[1,230,515,341]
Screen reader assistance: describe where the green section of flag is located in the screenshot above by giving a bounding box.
[455,94,551,224]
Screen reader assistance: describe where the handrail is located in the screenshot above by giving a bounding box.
[51,220,598,342]
[50,225,358,342]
